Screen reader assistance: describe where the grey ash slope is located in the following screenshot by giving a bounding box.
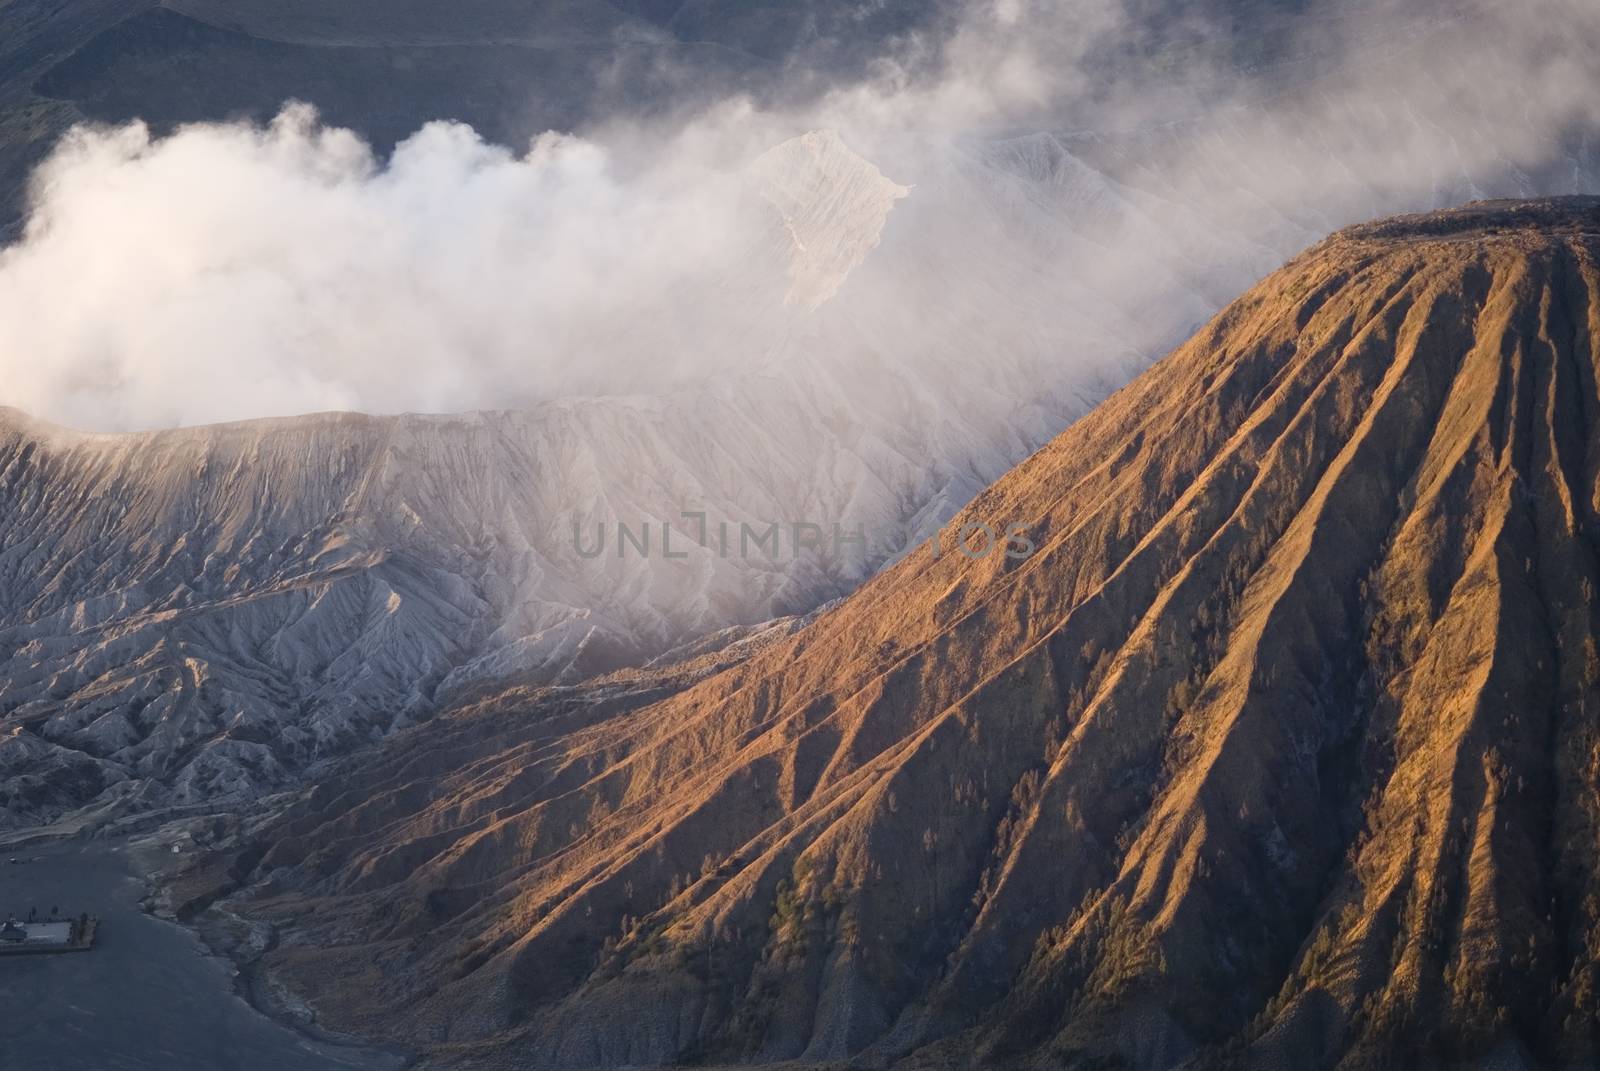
[0,398,903,828]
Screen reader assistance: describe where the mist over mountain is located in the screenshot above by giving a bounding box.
[2,1,1598,430]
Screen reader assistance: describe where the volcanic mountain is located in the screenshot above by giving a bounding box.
[189,198,1600,1070]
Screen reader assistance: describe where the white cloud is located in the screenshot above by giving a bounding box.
[2,0,1597,431]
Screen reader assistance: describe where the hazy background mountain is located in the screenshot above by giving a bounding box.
[0,0,949,237]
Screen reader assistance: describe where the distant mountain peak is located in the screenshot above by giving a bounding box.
[750,129,910,309]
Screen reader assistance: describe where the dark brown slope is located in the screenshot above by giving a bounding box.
[203,197,1600,1071]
